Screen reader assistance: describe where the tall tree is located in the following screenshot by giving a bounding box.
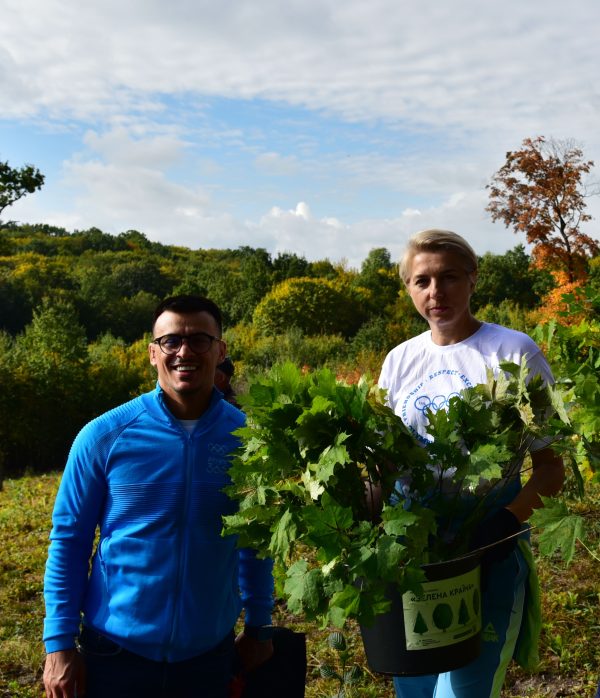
[355,247,401,315]
[9,299,90,472]
[472,245,554,311]
[486,136,599,282]
[0,160,45,218]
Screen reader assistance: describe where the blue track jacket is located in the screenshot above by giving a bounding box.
[43,385,273,661]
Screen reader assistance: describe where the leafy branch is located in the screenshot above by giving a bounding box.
[222,360,576,626]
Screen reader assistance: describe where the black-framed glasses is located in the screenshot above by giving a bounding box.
[152,332,222,355]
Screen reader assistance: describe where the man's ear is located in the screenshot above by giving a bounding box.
[148,343,158,368]
[218,341,227,364]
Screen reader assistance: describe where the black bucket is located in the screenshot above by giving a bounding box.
[359,552,482,676]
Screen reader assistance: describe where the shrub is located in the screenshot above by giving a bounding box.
[253,277,369,338]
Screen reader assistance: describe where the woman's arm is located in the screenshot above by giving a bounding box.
[505,447,565,524]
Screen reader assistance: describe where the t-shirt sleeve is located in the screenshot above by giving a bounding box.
[525,346,554,386]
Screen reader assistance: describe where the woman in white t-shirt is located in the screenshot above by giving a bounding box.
[380,230,564,698]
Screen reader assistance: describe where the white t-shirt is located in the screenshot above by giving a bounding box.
[379,322,553,446]
[179,419,199,435]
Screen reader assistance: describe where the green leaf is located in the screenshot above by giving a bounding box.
[376,535,408,579]
[530,498,585,564]
[301,472,325,500]
[284,559,323,615]
[327,631,347,651]
[462,443,509,489]
[381,505,420,537]
[327,605,347,629]
[269,508,297,559]
[399,565,427,597]
[319,664,341,680]
[344,665,363,684]
[546,384,571,426]
[329,584,362,623]
[303,493,354,536]
[305,436,352,490]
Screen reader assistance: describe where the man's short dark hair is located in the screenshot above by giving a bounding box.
[152,295,223,335]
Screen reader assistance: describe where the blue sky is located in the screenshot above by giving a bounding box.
[1,0,599,269]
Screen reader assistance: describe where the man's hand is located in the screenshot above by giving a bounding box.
[234,630,274,674]
[43,649,86,698]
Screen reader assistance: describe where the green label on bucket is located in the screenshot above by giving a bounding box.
[402,566,481,650]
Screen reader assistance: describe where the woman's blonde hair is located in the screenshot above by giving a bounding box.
[399,229,478,284]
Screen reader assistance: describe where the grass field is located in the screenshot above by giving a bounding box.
[1,474,598,698]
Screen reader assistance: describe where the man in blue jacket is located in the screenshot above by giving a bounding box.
[43,295,274,698]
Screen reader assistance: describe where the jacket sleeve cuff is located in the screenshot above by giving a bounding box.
[243,605,273,628]
[45,635,78,654]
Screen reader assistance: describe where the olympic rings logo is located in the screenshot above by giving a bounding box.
[413,392,461,414]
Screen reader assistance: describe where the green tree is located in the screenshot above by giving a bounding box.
[117,229,170,256]
[475,300,534,333]
[0,331,14,484]
[8,299,90,473]
[174,255,247,325]
[72,226,130,252]
[236,246,274,320]
[174,247,273,326]
[472,245,554,311]
[355,247,401,315]
[386,288,428,340]
[88,333,155,415]
[110,258,174,299]
[0,253,78,334]
[230,324,348,371]
[0,268,31,333]
[110,291,162,343]
[0,160,45,218]
[74,252,174,340]
[588,255,600,293]
[348,316,412,361]
[10,253,77,305]
[360,247,394,277]
[307,259,338,279]
[253,277,369,337]
[271,252,310,283]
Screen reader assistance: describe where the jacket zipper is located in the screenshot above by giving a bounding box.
[165,425,195,659]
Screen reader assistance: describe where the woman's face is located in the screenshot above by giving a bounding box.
[406,249,477,342]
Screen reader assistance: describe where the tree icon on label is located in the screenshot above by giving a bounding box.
[458,598,470,625]
[413,611,429,635]
[432,603,453,632]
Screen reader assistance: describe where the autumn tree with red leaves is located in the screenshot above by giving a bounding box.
[486,136,599,282]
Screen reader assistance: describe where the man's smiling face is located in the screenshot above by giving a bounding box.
[148,310,226,418]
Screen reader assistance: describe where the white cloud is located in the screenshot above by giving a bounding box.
[1,0,599,148]
[2,0,599,268]
[81,128,188,169]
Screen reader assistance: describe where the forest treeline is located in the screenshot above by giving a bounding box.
[1,222,599,478]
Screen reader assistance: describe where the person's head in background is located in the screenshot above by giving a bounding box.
[215,356,235,394]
